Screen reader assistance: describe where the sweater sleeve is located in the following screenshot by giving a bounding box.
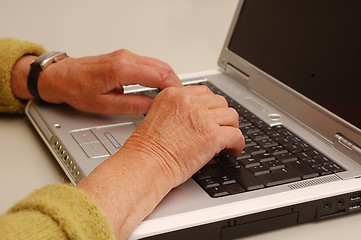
[0,184,115,240]
[0,38,47,114]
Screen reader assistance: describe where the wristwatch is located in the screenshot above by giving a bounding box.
[27,51,69,99]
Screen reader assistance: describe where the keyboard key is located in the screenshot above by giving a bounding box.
[238,158,261,168]
[218,155,238,167]
[241,126,261,134]
[262,160,285,170]
[239,119,252,128]
[285,144,303,154]
[251,119,267,128]
[257,168,301,187]
[269,132,283,139]
[244,137,257,148]
[304,158,324,168]
[205,162,238,185]
[325,163,344,173]
[219,175,237,185]
[266,145,288,155]
[257,138,279,148]
[246,145,266,155]
[197,177,220,188]
[253,152,276,162]
[244,113,259,121]
[313,155,332,165]
[276,152,298,163]
[279,130,294,138]
[206,186,229,198]
[224,183,246,195]
[249,132,269,141]
[314,165,333,176]
[261,125,286,134]
[248,165,270,176]
[277,137,294,146]
[225,165,264,190]
[295,142,313,152]
[305,149,321,158]
[286,160,319,179]
[288,136,303,144]
[295,152,313,160]
[193,169,212,180]
[236,151,252,161]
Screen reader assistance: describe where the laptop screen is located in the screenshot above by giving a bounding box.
[228,0,361,129]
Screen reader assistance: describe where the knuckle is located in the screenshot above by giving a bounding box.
[115,49,131,57]
[157,86,178,98]
[199,84,212,93]
[109,49,132,69]
[218,94,228,106]
[158,67,173,83]
[229,107,240,120]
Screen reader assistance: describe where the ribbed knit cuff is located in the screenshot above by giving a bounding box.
[8,184,115,240]
[0,38,46,114]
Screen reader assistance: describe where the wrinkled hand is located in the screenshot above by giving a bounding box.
[38,49,182,115]
[76,85,245,239]
[124,85,245,187]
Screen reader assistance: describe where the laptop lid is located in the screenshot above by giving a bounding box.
[218,0,361,160]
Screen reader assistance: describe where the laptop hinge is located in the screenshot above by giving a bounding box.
[225,63,250,86]
[334,133,361,164]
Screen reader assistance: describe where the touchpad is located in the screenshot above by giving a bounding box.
[72,122,138,158]
[92,122,138,155]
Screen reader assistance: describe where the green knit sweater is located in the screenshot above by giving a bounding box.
[0,38,115,240]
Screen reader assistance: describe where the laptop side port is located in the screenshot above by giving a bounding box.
[349,203,361,211]
[350,192,361,201]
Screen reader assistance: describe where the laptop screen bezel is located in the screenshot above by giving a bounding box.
[217,0,361,148]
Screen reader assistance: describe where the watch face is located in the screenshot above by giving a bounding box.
[35,51,68,70]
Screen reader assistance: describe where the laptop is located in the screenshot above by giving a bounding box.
[25,0,361,239]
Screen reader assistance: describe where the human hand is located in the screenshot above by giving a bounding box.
[124,85,245,187]
[76,85,244,238]
[36,49,182,115]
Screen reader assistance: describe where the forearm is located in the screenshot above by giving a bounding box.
[76,143,174,240]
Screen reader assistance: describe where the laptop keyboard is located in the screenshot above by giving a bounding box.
[140,81,345,198]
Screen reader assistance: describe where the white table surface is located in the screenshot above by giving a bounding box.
[1,1,360,239]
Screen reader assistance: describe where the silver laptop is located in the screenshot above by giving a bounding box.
[26,0,361,239]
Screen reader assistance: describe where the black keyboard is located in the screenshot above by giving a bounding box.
[139,81,345,198]
[192,81,345,198]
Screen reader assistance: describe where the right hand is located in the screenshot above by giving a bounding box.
[124,85,245,187]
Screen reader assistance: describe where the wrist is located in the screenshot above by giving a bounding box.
[10,55,37,99]
[37,56,72,104]
[122,134,180,189]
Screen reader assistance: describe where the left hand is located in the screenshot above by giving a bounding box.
[36,49,182,115]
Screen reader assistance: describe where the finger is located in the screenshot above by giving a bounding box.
[218,126,245,156]
[115,49,172,71]
[134,54,175,72]
[184,86,228,109]
[209,107,239,128]
[93,94,154,115]
[117,63,182,89]
[205,93,229,109]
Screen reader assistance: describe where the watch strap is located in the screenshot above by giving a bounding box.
[27,62,42,98]
[27,51,68,99]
